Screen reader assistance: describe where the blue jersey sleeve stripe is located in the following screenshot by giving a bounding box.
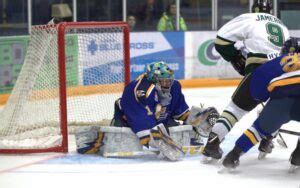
[146,84,155,98]
[268,76,300,92]
[134,78,143,102]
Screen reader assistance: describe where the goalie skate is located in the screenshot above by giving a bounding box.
[150,125,184,161]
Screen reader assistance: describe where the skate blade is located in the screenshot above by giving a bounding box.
[258,152,267,160]
[200,156,221,164]
[218,166,237,174]
[288,165,300,174]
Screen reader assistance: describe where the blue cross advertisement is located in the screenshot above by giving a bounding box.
[78,32,185,85]
[129,32,184,80]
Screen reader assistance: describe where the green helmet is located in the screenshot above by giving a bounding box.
[146,61,174,91]
[146,61,174,83]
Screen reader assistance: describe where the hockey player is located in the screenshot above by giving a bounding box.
[203,0,290,160]
[76,61,219,161]
[111,61,219,160]
[222,37,300,171]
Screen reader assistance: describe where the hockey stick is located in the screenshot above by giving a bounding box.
[103,151,158,158]
[279,129,300,136]
[277,131,288,148]
[102,145,204,158]
[157,125,184,154]
[277,132,289,148]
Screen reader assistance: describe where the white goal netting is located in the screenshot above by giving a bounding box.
[0,22,129,152]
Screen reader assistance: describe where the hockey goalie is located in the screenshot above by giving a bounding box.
[75,61,219,161]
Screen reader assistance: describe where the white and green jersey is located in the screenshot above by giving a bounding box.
[217,13,289,60]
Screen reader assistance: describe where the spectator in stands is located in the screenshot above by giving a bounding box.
[157,3,187,31]
[127,15,136,31]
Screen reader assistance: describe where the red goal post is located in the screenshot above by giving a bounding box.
[0,22,130,153]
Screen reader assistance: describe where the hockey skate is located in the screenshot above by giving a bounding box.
[150,124,185,161]
[222,146,243,170]
[258,137,274,160]
[201,132,223,163]
[288,139,300,173]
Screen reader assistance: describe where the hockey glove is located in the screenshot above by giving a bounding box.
[185,106,219,137]
[231,51,246,76]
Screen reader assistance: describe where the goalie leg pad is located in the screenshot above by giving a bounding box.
[169,125,193,146]
[99,125,195,158]
[100,126,143,154]
[75,126,104,154]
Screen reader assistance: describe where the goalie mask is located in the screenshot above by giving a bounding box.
[146,61,174,93]
[252,0,272,14]
[281,37,300,55]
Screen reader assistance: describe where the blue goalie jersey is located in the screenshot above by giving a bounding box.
[120,74,189,136]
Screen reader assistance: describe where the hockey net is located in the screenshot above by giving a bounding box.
[0,22,130,153]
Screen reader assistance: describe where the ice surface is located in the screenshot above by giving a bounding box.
[0,87,299,188]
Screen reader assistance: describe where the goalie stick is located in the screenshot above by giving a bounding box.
[155,125,185,158]
[102,145,204,158]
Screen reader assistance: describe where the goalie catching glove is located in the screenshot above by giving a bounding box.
[185,106,220,138]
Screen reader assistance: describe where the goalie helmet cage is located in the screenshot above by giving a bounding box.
[0,22,130,153]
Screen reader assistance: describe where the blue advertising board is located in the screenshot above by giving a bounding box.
[129,32,185,80]
[81,32,185,85]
